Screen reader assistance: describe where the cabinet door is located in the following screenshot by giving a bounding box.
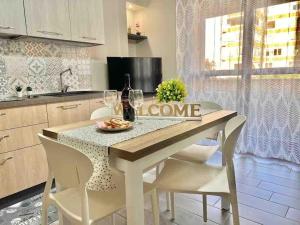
[24,0,71,40]
[69,0,105,44]
[47,100,91,127]
[0,145,48,198]
[0,0,27,35]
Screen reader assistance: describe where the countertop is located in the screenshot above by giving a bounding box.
[0,92,156,110]
[0,91,104,110]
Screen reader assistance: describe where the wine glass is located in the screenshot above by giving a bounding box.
[104,90,118,118]
[129,89,144,123]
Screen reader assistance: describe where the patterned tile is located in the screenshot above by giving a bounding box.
[5,56,28,95]
[0,57,8,96]
[62,58,79,90]
[27,57,46,77]
[24,40,47,57]
[0,39,92,96]
[44,42,62,57]
[45,57,63,92]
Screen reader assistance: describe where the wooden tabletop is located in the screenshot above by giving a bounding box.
[43,110,237,161]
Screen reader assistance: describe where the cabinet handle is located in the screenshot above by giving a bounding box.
[96,100,104,104]
[0,112,6,116]
[0,157,13,166]
[37,30,62,36]
[81,36,97,40]
[57,104,81,110]
[0,25,14,30]
[0,135,9,142]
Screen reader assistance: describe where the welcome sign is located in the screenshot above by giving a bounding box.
[114,103,202,118]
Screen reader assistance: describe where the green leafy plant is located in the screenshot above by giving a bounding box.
[156,78,188,103]
[15,85,23,92]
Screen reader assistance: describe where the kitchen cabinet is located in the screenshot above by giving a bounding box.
[0,105,48,131]
[0,0,27,36]
[69,0,105,44]
[0,145,48,198]
[0,123,48,154]
[24,0,71,40]
[47,100,91,127]
[90,98,105,114]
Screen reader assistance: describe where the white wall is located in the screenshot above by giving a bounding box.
[132,0,177,80]
[90,0,177,90]
[89,0,128,90]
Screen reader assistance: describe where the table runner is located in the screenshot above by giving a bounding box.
[57,119,182,191]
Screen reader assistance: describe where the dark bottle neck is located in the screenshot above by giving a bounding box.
[124,74,131,88]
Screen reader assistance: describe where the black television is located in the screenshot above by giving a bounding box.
[107,57,162,94]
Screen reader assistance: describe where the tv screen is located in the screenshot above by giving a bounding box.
[107,57,162,94]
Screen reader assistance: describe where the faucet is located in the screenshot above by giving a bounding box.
[59,68,72,93]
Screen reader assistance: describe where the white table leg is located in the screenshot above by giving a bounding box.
[125,162,145,225]
[221,129,230,210]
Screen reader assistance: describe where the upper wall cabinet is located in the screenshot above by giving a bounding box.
[0,0,27,36]
[69,0,105,44]
[24,0,71,40]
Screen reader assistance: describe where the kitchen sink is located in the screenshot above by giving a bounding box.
[41,91,101,97]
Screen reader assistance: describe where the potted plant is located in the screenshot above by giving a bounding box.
[15,85,23,98]
[156,78,188,103]
[26,86,33,97]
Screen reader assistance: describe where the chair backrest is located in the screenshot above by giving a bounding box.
[223,115,246,166]
[90,107,111,120]
[199,101,222,110]
[38,134,93,189]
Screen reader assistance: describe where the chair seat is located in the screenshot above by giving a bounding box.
[171,143,219,163]
[154,159,230,195]
[49,169,154,224]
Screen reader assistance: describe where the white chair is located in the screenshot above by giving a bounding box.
[90,106,111,120]
[157,101,222,211]
[154,115,246,225]
[39,134,159,225]
[171,101,223,163]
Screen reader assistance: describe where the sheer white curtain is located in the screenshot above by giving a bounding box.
[177,0,300,164]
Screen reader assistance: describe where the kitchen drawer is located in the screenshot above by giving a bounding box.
[47,100,90,127]
[0,123,48,154]
[90,98,105,114]
[0,105,47,130]
[0,145,48,198]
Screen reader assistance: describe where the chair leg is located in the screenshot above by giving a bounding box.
[111,214,116,225]
[202,195,207,222]
[151,189,160,225]
[156,164,160,178]
[170,192,175,220]
[41,202,48,225]
[166,192,170,211]
[230,192,240,225]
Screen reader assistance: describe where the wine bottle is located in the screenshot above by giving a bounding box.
[121,74,135,122]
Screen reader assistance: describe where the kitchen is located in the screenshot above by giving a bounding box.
[1,1,300,225]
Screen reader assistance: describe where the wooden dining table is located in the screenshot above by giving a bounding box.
[43,109,237,225]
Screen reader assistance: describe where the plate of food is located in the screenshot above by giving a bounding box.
[96,118,133,132]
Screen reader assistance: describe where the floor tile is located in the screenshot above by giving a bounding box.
[258,182,300,199]
[215,201,299,225]
[237,182,273,200]
[249,171,300,189]
[286,208,300,222]
[270,193,300,210]
[236,192,288,217]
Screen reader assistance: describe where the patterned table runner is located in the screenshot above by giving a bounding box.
[57,119,182,191]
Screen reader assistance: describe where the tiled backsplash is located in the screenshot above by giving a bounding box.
[0,39,92,97]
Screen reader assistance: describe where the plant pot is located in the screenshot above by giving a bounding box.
[27,91,33,97]
[17,92,23,98]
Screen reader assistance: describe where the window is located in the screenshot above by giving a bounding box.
[204,1,300,75]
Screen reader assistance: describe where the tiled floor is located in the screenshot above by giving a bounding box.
[4,153,300,225]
